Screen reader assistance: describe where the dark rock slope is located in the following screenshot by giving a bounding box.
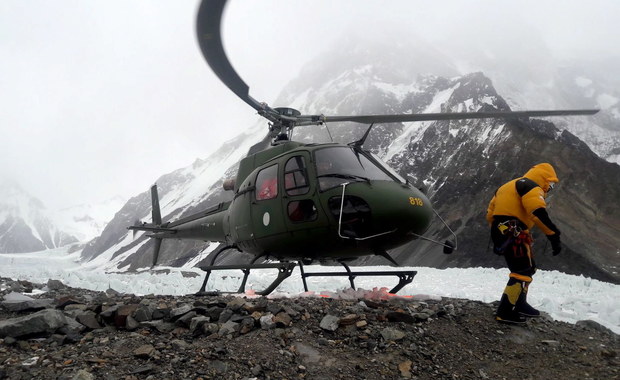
[0,277,617,380]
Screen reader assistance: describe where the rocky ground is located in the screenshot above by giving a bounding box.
[0,277,617,380]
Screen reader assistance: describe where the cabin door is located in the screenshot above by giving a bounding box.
[251,164,285,239]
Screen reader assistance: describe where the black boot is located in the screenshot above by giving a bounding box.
[495,278,527,325]
[515,283,540,318]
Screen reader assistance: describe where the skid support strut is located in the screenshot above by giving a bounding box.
[298,261,417,294]
[197,244,234,294]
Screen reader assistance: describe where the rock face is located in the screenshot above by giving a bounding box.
[0,277,617,379]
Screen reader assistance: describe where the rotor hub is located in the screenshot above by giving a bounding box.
[274,107,301,117]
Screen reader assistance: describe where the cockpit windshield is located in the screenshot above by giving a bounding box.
[314,146,401,191]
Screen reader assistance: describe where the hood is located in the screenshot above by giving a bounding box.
[523,163,559,191]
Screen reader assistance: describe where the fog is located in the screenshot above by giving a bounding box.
[1,0,618,210]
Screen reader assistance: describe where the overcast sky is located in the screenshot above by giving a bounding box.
[1,0,618,210]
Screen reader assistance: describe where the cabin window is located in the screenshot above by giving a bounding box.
[256,164,278,200]
[288,200,317,222]
[284,156,309,195]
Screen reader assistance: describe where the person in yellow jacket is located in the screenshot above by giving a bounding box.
[486,163,562,324]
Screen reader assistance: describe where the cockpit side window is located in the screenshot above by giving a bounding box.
[256,164,278,200]
[356,153,394,181]
[284,156,310,195]
[369,152,406,184]
[314,147,394,191]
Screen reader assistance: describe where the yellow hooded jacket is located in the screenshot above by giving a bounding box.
[486,163,559,235]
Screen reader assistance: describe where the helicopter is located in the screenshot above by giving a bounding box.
[129,0,599,296]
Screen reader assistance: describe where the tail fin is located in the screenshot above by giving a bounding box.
[151,184,162,225]
[150,184,162,267]
[127,184,175,268]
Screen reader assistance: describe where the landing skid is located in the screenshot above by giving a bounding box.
[196,260,416,296]
[298,261,417,294]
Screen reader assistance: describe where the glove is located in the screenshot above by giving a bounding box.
[547,233,562,256]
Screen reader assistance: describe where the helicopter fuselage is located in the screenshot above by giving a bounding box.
[157,141,434,262]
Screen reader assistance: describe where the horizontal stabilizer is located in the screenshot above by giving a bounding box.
[127,224,177,234]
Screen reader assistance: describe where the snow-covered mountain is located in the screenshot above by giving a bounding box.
[51,195,127,242]
[0,181,77,253]
[78,36,620,283]
[438,34,620,165]
[477,60,620,165]
[280,33,620,165]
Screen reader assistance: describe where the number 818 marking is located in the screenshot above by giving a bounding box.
[409,197,424,206]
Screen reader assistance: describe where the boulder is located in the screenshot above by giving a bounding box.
[169,304,192,319]
[319,315,340,332]
[1,292,53,312]
[76,312,102,330]
[219,320,240,336]
[0,309,67,338]
[114,304,139,327]
[46,279,66,291]
[380,327,406,341]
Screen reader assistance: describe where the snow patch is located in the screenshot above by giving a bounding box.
[607,153,620,165]
[384,84,461,160]
[479,96,496,107]
[463,98,474,111]
[84,232,149,271]
[427,83,460,113]
[373,81,418,102]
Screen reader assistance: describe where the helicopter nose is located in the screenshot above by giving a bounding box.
[327,182,433,239]
[372,183,433,236]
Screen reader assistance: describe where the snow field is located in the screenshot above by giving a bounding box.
[0,248,618,334]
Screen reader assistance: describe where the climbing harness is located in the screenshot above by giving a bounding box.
[494,220,531,255]
[498,220,522,237]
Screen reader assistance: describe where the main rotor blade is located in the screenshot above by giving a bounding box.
[196,0,271,116]
[322,109,599,124]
